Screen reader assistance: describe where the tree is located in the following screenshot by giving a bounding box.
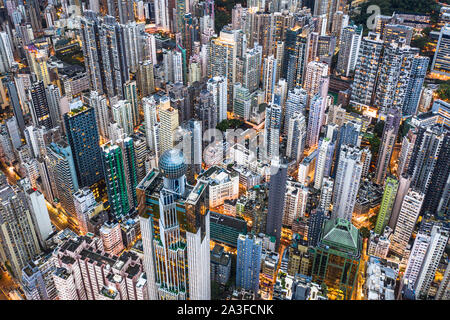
[360,227,371,239]
[437,81,450,102]
[373,120,385,138]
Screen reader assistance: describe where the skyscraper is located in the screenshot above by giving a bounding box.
[207,76,227,123]
[264,102,282,159]
[159,96,180,155]
[101,143,130,218]
[314,137,334,190]
[138,151,210,300]
[414,224,449,299]
[337,25,362,76]
[431,23,450,77]
[236,234,262,292]
[286,112,307,163]
[30,81,52,129]
[350,32,383,108]
[306,95,327,148]
[375,108,401,185]
[64,105,104,188]
[266,158,288,250]
[390,189,424,257]
[332,145,363,221]
[374,176,399,234]
[46,141,79,216]
[0,184,41,277]
[311,218,361,300]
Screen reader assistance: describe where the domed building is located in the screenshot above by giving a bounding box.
[158,149,187,195]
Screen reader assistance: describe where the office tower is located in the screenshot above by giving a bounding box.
[408,125,447,195]
[390,189,424,257]
[311,218,361,300]
[112,100,133,136]
[332,145,363,221]
[286,112,307,163]
[236,234,262,292]
[25,189,53,248]
[350,33,383,108]
[283,180,308,227]
[264,103,282,159]
[266,158,288,250]
[414,224,450,299]
[124,81,139,127]
[159,96,179,155]
[73,188,100,235]
[374,177,399,234]
[137,60,155,98]
[421,130,450,219]
[209,29,238,101]
[101,143,130,218]
[431,24,450,77]
[436,261,450,300]
[207,76,227,123]
[319,177,334,212]
[314,138,335,190]
[100,221,125,256]
[138,153,210,300]
[64,105,104,188]
[284,86,308,134]
[337,25,362,76]
[306,95,326,148]
[30,81,52,129]
[6,81,25,134]
[304,61,329,102]
[88,91,109,140]
[263,55,277,104]
[0,184,41,277]
[53,235,148,300]
[375,108,401,185]
[404,222,433,288]
[243,45,262,93]
[6,117,21,150]
[233,83,252,120]
[46,141,79,216]
[0,32,14,73]
[374,43,422,111]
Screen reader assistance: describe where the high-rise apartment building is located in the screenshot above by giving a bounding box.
[236,234,262,292]
[332,145,363,221]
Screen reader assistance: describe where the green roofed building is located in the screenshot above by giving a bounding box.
[210,211,247,247]
[311,218,362,300]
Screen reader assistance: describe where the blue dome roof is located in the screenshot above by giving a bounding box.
[159,149,187,179]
